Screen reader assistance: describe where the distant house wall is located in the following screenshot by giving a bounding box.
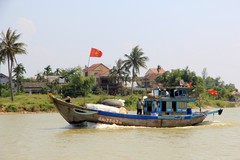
[0,73,9,84]
[85,63,110,77]
[44,75,59,83]
[22,82,47,94]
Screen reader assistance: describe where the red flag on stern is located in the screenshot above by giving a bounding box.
[207,89,218,96]
[187,82,192,88]
[90,48,103,57]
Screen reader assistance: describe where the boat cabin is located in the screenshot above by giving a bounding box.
[143,87,195,116]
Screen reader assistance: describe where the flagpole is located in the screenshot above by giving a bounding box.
[87,56,91,68]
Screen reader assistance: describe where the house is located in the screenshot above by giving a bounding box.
[84,63,116,92]
[137,68,166,89]
[84,63,110,77]
[44,75,59,83]
[0,73,9,84]
[22,82,47,94]
[0,73,18,91]
[145,68,165,76]
[83,64,166,94]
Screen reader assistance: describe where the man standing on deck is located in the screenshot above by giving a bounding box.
[136,98,143,115]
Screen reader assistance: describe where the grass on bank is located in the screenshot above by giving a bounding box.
[0,93,140,113]
[0,93,239,113]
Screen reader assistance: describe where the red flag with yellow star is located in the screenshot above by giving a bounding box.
[207,89,218,96]
[90,48,102,57]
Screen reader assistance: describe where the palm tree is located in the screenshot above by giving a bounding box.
[13,63,26,92]
[157,65,161,74]
[109,59,129,84]
[44,65,52,82]
[123,45,149,94]
[0,28,27,101]
[36,72,44,82]
[54,68,61,75]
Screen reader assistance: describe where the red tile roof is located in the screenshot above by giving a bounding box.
[148,68,165,74]
[85,63,110,76]
[85,63,103,71]
[145,73,157,81]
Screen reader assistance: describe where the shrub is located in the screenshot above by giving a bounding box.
[1,89,10,97]
[41,86,50,94]
[6,105,17,112]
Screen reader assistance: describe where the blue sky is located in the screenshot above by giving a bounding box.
[0,0,240,89]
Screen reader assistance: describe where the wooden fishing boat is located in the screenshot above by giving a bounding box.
[49,87,223,127]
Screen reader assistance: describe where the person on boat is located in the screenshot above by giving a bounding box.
[65,96,71,103]
[136,98,143,115]
[152,99,158,112]
[164,89,169,97]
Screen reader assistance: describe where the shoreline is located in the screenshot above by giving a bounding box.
[0,111,57,115]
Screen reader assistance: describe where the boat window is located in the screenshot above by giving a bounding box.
[169,89,174,97]
[162,101,166,111]
[179,90,183,96]
[172,102,177,111]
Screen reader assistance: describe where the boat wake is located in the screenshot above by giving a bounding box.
[64,120,235,130]
[196,120,235,128]
[84,122,122,129]
[72,122,146,129]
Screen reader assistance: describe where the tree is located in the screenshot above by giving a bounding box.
[44,65,52,82]
[54,68,61,75]
[13,63,26,92]
[109,58,129,85]
[60,66,82,83]
[123,45,149,94]
[157,65,161,74]
[202,67,207,81]
[35,72,44,82]
[62,74,96,97]
[0,28,27,101]
[155,71,170,86]
[155,68,200,87]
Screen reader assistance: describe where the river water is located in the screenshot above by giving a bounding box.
[0,108,239,160]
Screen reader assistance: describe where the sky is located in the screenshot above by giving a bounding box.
[0,0,240,89]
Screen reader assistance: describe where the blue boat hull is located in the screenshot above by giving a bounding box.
[49,94,214,127]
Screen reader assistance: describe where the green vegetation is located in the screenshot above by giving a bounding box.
[0,94,55,113]
[0,93,141,113]
[0,93,239,113]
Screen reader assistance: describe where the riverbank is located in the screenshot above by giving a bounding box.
[0,111,57,115]
[0,93,140,113]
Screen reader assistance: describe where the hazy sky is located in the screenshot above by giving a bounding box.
[0,0,240,89]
